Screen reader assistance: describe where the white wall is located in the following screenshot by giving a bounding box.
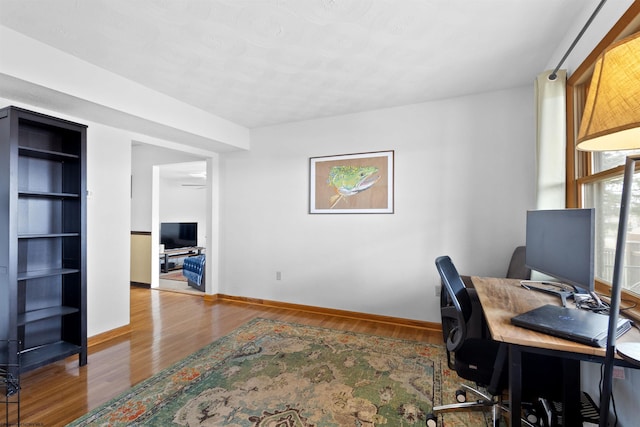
[220,87,536,323]
[159,173,207,247]
[85,125,132,336]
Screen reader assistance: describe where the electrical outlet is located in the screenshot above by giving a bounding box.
[434,283,441,297]
[276,271,282,281]
[613,366,626,380]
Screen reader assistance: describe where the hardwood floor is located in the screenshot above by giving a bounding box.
[14,287,442,426]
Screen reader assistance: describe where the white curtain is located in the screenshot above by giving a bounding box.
[534,69,567,209]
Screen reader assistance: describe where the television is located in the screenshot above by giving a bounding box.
[525,208,595,293]
[160,222,197,249]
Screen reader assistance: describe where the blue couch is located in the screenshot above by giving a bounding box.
[182,254,205,291]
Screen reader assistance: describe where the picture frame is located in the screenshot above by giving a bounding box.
[309,150,394,214]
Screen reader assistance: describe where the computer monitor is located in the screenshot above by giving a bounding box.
[525,208,595,293]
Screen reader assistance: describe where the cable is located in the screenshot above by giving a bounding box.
[599,361,619,427]
[575,292,610,314]
[619,299,638,312]
[612,390,618,427]
[550,289,633,315]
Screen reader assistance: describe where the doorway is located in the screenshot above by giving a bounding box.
[157,161,207,294]
[131,143,216,296]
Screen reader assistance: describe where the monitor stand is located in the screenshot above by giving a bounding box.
[520,280,574,307]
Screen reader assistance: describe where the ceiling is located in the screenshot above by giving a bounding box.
[0,0,598,129]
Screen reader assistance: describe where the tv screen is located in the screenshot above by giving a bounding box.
[525,208,595,293]
[160,222,197,249]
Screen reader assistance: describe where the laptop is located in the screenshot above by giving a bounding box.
[511,304,632,348]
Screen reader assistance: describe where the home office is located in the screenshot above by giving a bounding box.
[434,207,640,426]
[2,1,640,426]
[439,17,640,423]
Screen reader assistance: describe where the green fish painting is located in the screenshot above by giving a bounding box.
[327,165,380,208]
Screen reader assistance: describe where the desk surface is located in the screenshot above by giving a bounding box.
[471,276,640,358]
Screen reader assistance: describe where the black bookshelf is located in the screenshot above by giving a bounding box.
[0,106,87,374]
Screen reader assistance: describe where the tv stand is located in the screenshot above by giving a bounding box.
[160,247,204,273]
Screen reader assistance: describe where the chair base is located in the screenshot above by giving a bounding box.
[427,384,536,427]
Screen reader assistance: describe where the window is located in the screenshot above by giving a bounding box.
[580,158,640,293]
[568,3,640,297]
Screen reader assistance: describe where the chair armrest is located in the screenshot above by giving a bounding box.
[441,306,466,352]
[465,287,490,339]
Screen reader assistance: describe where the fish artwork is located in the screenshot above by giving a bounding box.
[327,165,381,208]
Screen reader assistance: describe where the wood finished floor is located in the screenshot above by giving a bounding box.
[15,287,442,426]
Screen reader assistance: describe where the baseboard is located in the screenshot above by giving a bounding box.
[207,293,442,332]
[93,291,442,346]
[88,324,132,348]
[130,281,150,288]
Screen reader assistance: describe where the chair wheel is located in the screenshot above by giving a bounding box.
[425,413,437,427]
[525,409,539,424]
[455,389,467,403]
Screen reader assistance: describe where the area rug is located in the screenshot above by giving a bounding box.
[160,270,187,282]
[67,318,489,426]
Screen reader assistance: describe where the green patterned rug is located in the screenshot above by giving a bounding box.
[67,318,489,426]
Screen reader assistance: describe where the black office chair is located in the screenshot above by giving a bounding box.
[427,256,535,427]
[505,246,530,280]
[452,246,530,340]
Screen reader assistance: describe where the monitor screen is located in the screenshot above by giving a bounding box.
[525,208,595,293]
[160,222,197,249]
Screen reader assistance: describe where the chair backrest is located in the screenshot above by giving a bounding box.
[435,255,474,352]
[505,245,530,279]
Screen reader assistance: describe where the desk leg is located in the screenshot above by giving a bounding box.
[562,358,581,426]
[509,345,522,427]
[162,254,168,273]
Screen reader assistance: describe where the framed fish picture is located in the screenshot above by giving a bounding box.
[309,150,394,214]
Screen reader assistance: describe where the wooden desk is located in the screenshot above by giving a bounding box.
[472,276,640,426]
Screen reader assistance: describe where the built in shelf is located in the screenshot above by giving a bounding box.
[18,232,79,239]
[19,341,82,373]
[17,306,79,326]
[17,268,80,281]
[18,190,80,199]
[18,146,79,161]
